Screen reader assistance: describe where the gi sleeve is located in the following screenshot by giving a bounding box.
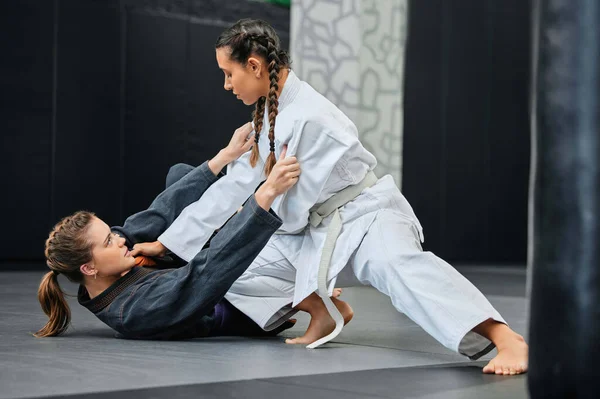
[111,161,221,245]
[158,151,264,262]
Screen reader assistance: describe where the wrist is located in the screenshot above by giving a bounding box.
[255,184,277,211]
[259,182,278,199]
[154,241,167,257]
[208,151,229,176]
[219,148,236,164]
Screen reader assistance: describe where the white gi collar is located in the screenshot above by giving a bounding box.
[277,69,301,112]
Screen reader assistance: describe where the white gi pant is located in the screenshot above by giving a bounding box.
[225,209,506,360]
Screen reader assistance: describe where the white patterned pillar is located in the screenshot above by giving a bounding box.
[291,0,408,187]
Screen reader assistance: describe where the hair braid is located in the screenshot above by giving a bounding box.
[263,36,281,176]
[250,96,266,167]
[44,216,70,271]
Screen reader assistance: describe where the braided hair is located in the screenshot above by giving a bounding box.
[216,19,290,176]
[35,211,95,337]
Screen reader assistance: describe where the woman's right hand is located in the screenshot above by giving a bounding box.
[263,146,301,196]
[255,146,300,210]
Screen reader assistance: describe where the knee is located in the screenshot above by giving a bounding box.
[165,163,192,189]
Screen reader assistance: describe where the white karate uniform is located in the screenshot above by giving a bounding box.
[159,71,505,359]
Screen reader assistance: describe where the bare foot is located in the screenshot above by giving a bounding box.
[332,297,354,324]
[482,334,529,375]
[333,288,343,298]
[285,296,353,345]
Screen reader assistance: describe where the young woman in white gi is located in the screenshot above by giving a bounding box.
[136,19,528,375]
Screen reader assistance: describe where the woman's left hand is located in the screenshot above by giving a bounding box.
[222,122,255,161]
[208,122,255,175]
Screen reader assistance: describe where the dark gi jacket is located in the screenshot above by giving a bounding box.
[78,162,290,340]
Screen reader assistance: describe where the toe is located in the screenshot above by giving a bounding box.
[482,361,495,374]
[518,363,528,374]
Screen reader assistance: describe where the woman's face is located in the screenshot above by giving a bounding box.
[86,217,136,277]
[216,47,268,105]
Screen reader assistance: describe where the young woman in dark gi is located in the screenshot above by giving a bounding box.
[34,126,310,339]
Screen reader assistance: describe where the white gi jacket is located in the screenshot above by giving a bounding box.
[159,70,424,307]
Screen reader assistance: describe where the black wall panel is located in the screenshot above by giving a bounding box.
[403,0,531,263]
[443,0,491,261]
[123,9,190,218]
[403,0,445,257]
[486,2,531,262]
[1,1,54,260]
[53,0,122,227]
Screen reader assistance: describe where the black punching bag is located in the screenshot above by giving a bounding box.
[529,0,600,397]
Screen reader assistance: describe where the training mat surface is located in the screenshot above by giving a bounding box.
[0,266,527,399]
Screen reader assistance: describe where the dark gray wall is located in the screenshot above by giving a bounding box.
[1,0,531,268]
[403,0,531,264]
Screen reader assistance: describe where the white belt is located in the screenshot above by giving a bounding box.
[306,171,378,349]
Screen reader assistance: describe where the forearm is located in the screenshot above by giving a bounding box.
[179,195,282,310]
[112,162,221,245]
[158,152,264,262]
[207,149,237,176]
[254,182,279,211]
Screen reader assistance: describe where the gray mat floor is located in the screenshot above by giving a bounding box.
[0,265,528,399]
